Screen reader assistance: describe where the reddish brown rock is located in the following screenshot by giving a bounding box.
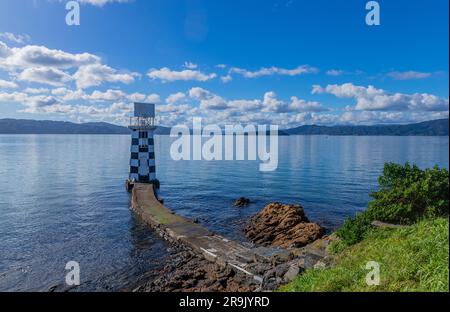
[245,202,324,248]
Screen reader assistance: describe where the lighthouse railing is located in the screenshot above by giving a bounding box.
[129,116,156,129]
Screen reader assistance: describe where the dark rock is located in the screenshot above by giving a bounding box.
[302,252,325,269]
[125,180,134,192]
[233,197,251,207]
[283,264,300,282]
[271,250,294,266]
[131,247,258,292]
[371,220,407,229]
[274,263,290,278]
[262,277,278,291]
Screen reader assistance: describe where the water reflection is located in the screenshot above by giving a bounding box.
[0,134,448,291]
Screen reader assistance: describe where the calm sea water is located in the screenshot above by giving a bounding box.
[0,135,448,291]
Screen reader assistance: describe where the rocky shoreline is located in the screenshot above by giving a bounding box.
[131,246,259,292]
[130,201,334,292]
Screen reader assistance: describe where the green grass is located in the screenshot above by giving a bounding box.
[280,218,449,292]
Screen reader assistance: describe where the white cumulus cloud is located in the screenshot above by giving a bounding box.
[0,43,100,70]
[183,61,198,69]
[166,92,186,104]
[312,83,449,112]
[74,64,137,89]
[0,32,30,44]
[188,87,227,110]
[387,71,432,80]
[221,75,232,83]
[229,65,318,78]
[289,96,329,112]
[148,67,217,82]
[0,79,18,89]
[18,67,73,86]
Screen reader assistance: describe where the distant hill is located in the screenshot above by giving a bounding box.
[0,119,170,135]
[0,118,448,136]
[284,119,449,136]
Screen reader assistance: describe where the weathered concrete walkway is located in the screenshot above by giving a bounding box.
[130,183,287,284]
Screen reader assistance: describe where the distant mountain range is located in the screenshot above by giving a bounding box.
[0,118,448,136]
[284,119,449,136]
[0,119,171,135]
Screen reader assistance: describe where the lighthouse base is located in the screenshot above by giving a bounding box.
[125,179,160,193]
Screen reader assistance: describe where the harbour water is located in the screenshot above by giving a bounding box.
[0,135,448,291]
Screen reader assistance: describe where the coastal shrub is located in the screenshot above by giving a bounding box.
[327,240,347,255]
[366,163,449,223]
[338,163,449,246]
[281,218,449,292]
[336,214,373,246]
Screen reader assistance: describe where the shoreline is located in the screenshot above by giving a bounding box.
[127,184,331,292]
[128,183,269,287]
[127,245,259,292]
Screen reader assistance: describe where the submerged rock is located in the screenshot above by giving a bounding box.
[233,197,251,207]
[245,202,324,248]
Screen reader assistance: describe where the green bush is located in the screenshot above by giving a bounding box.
[338,163,449,246]
[367,163,449,223]
[281,218,449,292]
[337,213,372,246]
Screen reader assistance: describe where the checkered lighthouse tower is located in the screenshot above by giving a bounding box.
[128,103,158,188]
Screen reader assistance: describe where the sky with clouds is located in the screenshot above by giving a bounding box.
[0,0,448,127]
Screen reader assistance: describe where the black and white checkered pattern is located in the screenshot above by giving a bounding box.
[129,130,156,182]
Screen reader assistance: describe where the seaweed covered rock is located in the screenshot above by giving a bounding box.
[245,202,324,248]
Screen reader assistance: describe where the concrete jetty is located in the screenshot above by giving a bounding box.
[125,103,329,290]
[130,183,291,285]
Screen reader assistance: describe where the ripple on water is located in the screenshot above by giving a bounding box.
[0,135,448,291]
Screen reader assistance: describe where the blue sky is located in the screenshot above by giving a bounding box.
[0,0,448,127]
